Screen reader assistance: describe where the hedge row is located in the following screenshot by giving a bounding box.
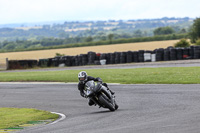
[8,45,200,69]
[1,33,187,53]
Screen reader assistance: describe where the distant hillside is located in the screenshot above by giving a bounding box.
[0,17,193,42]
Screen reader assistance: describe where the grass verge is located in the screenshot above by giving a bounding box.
[0,67,200,84]
[0,108,59,129]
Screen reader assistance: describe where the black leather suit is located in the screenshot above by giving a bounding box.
[78,76,102,97]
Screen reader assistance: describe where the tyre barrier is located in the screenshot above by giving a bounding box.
[189,46,195,59]
[52,56,61,67]
[176,48,183,60]
[7,46,200,69]
[38,59,49,67]
[88,51,96,65]
[164,49,170,61]
[100,53,106,60]
[81,54,88,66]
[169,48,177,60]
[120,52,126,64]
[114,52,120,64]
[155,48,163,61]
[47,58,54,67]
[8,60,37,69]
[138,50,145,62]
[106,53,111,64]
[182,48,189,59]
[133,51,139,62]
[110,53,115,64]
[61,56,73,66]
[126,51,133,63]
[194,46,200,59]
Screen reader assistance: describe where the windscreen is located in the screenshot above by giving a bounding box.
[85,80,95,89]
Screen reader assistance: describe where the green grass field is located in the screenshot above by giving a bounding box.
[0,67,200,84]
[0,108,59,129]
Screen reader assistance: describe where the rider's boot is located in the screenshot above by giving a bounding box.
[102,83,115,95]
[88,99,95,106]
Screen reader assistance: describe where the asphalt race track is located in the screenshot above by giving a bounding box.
[0,83,200,133]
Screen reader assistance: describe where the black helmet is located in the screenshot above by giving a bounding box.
[78,71,87,84]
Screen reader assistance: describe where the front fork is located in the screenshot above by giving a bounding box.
[89,96,101,107]
[101,86,115,104]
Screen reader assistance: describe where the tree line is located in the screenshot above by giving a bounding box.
[0,33,188,52]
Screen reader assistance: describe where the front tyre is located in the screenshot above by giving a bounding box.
[98,94,115,111]
[114,100,119,110]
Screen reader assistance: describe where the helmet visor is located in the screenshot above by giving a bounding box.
[79,77,85,81]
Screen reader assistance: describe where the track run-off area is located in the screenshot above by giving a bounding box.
[0,60,200,133]
[0,83,200,133]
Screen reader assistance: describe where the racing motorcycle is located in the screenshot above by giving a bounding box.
[84,80,118,111]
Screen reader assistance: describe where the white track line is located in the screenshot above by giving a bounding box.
[50,112,66,125]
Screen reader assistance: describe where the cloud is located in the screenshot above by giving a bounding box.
[115,0,200,19]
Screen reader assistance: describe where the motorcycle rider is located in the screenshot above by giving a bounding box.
[78,71,115,106]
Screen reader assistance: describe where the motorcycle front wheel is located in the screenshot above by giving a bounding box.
[98,94,115,111]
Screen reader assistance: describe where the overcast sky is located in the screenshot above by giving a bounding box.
[0,0,199,24]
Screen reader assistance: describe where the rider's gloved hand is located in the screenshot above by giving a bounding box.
[84,94,88,98]
[96,77,103,83]
[81,92,87,98]
[82,93,88,98]
[102,83,108,87]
